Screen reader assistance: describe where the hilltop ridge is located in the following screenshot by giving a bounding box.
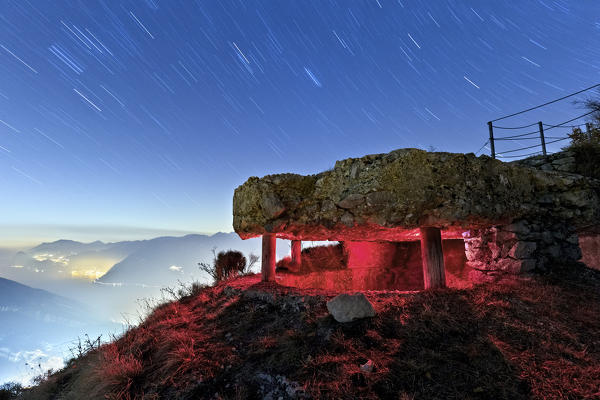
[21,264,600,399]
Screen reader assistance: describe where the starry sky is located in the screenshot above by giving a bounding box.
[1,0,599,245]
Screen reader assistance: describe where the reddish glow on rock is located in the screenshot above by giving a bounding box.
[277,239,470,291]
[240,226,467,242]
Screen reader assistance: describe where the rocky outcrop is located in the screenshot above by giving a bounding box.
[233,148,600,279]
[233,148,600,242]
[514,150,578,174]
[513,144,600,180]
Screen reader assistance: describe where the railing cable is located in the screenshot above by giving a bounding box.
[542,110,596,130]
[544,137,570,145]
[492,122,539,130]
[475,140,489,155]
[497,142,551,155]
[490,83,600,122]
[486,83,599,159]
[495,136,541,141]
[494,130,539,140]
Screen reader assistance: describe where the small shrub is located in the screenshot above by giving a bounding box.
[565,125,600,179]
[215,250,246,281]
[568,93,600,148]
[199,248,259,284]
[567,125,600,146]
[181,281,206,298]
[0,382,24,400]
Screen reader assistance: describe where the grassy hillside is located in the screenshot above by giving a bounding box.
[18,264,600,400]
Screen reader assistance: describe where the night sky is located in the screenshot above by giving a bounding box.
[1,1,599,244]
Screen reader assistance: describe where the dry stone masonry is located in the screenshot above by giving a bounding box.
[463,220,581,280]
[514,150,578,174]
[233,148,600,288]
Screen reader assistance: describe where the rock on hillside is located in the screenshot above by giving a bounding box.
[233,148,600,241]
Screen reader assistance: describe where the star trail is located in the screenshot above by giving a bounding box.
[0,0,599,240]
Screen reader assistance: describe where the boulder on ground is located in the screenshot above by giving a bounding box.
[326,293,375,323]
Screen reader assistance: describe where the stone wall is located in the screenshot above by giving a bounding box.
[514,145,600,181]
[464,219,581,280]
[464,220,582,280]
[513,149,600,274]
[514,151,577,174]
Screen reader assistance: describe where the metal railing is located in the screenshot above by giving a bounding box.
[477,83,600,160]
[487,112,595,159]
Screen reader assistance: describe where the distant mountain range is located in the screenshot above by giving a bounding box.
[96,232,276,286]
[0,277,117,385]
[3,232,291,288]
[31,239,112,254]
[0,232,293,384]
[0,276,93,325]
[1,232,294,322]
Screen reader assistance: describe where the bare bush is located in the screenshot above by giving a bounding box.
[570,92,600,146]
[199,248,259,284]
[69,334,103,359]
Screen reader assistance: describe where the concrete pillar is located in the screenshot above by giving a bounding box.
[420,227,446,289]
[261,234,276,282]
[291,240,301,267]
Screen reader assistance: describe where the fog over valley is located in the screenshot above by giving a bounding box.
[0,232,291,384]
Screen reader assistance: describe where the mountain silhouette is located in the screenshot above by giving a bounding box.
[0,277,117,384]
[96,233,283,287]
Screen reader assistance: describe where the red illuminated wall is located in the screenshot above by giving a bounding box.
[278,239,470,291]
[344,241,406,269]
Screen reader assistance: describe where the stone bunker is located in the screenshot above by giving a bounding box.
[233,148,600,290]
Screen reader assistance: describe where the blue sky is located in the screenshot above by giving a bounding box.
[1,0,599,245]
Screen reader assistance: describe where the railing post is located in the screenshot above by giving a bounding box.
[487,121,495,159]
[538,121,547,157]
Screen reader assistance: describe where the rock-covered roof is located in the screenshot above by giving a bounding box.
[233,148,600,241]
